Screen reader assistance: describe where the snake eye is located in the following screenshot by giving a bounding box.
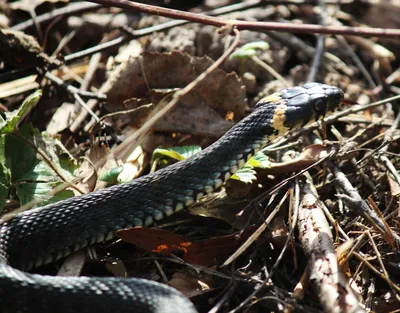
[313,98,326,113]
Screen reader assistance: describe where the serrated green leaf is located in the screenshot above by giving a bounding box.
[0,90,41,134]
[228,152,271,185]
[2,124,77,208]
[151,145,201,164]
[247,151,271,169]
[230,165,257,184]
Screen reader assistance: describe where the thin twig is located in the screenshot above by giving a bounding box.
[89,104,154,136]
[306,0,327,82]
[330,163,400,247]
[227,188,295,313]
[88,0,400,38]
[12,2,102,31]
[44,72,106,100]
[252,56,291,87]
[337,36,376,89]
[352,251,400,294]
[64,0,264,63]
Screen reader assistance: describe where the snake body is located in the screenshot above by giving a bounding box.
[0,83,343,313]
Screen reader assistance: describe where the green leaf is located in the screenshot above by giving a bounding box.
[151,145,202,164]
[0,162,10,211]
[0,90,41,134]
[230,164,257,184]
[239,41,270,51]
[230,41,270,60]
[4,125,38,182]
[0,135,6,166]
[99,166,124,183]
[17,156,75,183]
[230,49,257,59]
[228,152,271,185]
[1,124,78,208]
[17,181,74,207]
[247,151,271,169]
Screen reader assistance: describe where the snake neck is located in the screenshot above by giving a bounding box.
[0,105,277,270]
[126,105,278,224]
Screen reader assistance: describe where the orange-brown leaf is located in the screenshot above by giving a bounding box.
[117,227,191,256]
[183,226,256,266]
[117,226,256,267]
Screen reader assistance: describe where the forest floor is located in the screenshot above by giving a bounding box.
[0,1,399,312]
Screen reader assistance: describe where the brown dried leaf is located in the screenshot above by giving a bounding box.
[46,103,76,135]
[183,225,256,266]
[117,145,146,183]
[264,144,331,175]
[103,51,247,137]
[169,272,212,299]
[117,226,256,267]
[117,227,190,257]
[75,144,112,193]
[151,91,234,137]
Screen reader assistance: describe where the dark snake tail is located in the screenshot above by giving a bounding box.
[0,83,344,313]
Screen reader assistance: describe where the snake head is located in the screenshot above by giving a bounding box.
[259,82,344,134]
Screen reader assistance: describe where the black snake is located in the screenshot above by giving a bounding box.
[0,83,344,313]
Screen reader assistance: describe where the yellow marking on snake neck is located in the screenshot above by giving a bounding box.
[272,102,289,135]
[258,93,290,135]
[259,93,281,104]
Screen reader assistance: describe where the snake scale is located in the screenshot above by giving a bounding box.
[0,83,344,313]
